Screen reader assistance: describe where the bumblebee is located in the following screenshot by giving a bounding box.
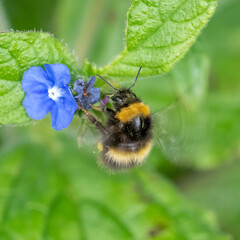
[79,67,153,170]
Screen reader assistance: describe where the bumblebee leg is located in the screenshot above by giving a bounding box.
[77,104,107,135]
[90,104,115,117]
[105,107,116,118]
[90,104,105,112]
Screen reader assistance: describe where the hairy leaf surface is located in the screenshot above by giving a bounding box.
[83,0,217,79]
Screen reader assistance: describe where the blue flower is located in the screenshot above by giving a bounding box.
[22,63,77,131]
[73,76,100,110]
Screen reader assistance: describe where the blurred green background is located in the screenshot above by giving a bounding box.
[0,0,240,239]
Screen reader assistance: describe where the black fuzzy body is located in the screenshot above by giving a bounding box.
[99,89,153,170]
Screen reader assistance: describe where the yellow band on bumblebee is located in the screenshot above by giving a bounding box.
[106,141,152,164]
[116,102,150,122]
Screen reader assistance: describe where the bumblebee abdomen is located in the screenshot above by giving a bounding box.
[98,100,153,170]
[98,141,152,170]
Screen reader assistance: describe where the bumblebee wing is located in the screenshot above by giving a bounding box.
[68,116,102,149]
[153,102,207,166]
[78,119,102,147]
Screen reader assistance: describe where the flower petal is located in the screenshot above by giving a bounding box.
[22,66,53,93]
[73,76,100,110]
[88,88,101,104]
[24,83,49,97]
[50,96,77,131]
[44,64,71,88]
[85,76,96,92]
[73,79,84,95]
[100,96,109,107]
[61,86,78,106]
[77,96,91,110]
[23,94,54,120]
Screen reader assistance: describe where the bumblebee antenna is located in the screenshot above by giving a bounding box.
[128,66,142,90]
[96,74,119,91]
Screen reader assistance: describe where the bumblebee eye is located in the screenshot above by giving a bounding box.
[111,96,123,103]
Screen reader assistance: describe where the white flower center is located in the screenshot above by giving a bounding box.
[48,86,62,101]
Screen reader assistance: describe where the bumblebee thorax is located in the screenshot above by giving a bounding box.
[115,102,150,123]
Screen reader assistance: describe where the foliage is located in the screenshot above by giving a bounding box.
[82,0,217,78]
[182,161,240,239]
[1,0,240,239]
[0,0,217,125]
[0,130,227,240]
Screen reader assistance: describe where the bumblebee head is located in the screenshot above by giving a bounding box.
[111,89,140,109]
[96,67,142,109]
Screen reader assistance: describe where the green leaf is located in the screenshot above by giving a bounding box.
[82,0,217,79]
[0,31,79,125]
[0,132,228,240]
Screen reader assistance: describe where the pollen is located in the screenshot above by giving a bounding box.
[98,142,103,152]
[48,86,62,101]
